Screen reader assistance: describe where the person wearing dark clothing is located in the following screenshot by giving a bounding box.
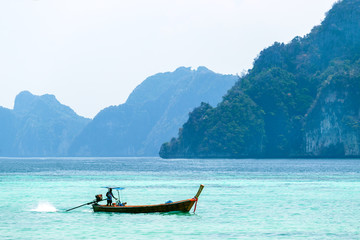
[106,188,117,206]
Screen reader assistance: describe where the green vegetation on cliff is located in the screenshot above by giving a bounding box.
[160,0,360,158]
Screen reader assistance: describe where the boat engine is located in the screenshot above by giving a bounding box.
[95,194,103,202]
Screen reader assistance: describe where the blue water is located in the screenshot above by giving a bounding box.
[1,158,360,239]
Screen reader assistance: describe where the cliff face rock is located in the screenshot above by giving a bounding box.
[305,69,360,157]
[69,67,237,156]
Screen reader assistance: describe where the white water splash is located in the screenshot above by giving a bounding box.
[30,202,57,212]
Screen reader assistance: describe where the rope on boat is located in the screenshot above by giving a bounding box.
[193,197,198,213]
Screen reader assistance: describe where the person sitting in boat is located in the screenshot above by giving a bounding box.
[106,188,117,206]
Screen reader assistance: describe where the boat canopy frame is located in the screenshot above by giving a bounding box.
[102,187,125,204]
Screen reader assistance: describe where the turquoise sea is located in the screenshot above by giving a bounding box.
[1,158,360,239]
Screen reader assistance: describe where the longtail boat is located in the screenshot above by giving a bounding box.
[92,184,204,213]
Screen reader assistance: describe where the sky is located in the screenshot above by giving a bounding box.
[0,0,338,118]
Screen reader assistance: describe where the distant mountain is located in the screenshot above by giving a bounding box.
[0,91,90,156]
[69,67,237,156]
[160,0,360,158]
[0,107,16,156]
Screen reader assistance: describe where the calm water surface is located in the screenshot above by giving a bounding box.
[1,158,360,239]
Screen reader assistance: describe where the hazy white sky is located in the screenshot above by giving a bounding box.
[0,0,338,118]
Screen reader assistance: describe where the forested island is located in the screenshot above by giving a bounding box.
[160,0,360,158]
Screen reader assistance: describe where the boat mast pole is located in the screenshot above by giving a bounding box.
[194,184,204,199]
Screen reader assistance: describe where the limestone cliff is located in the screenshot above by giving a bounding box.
[305,68,360,157]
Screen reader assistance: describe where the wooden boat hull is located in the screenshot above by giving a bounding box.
[92,198,196,213]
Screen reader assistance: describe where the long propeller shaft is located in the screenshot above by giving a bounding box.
[66,200,99,212]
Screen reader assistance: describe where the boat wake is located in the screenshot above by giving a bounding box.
[30,201,57,212]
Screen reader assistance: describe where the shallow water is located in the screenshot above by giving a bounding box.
[1,158,360,239]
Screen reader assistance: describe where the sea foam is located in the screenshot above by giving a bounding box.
[30,202,57,212]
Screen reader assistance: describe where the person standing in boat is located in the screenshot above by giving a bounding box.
[106,188,117,206]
